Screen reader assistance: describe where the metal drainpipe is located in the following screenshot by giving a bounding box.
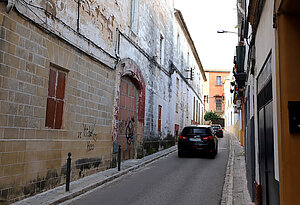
[6,0,15,13]
[77,0,80,33]
[113,28,121,70]
[115,28,120,59]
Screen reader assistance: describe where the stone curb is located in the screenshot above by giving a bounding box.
[221,133,234,205]
[13,146,177,205]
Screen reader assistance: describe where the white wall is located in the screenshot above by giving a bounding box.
[224,72,236,129]
[172,13,206,130]
[253,0,279,181]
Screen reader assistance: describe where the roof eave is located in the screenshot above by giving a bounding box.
[174,9,207,82]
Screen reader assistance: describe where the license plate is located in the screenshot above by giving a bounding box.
[189,138,202,142]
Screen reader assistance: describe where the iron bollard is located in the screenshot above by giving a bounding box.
[66,152,71,192]
[118,145,121,171]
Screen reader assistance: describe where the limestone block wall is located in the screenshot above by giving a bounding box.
[0,4,115,203]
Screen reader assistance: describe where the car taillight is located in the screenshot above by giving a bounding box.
[179,135,188,140]
[203,136,213,140]
[218,129,222,131]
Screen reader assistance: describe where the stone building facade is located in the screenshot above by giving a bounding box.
[0,0,206,203]
[0,1,117,203]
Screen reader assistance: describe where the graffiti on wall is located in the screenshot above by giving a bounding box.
[119,117,135,145]
[78,124,97,151]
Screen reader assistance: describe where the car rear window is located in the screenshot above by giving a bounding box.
[212,126,220,130]
[181,127,211,135]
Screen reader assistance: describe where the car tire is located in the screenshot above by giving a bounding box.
[178,151,185,158]
[208,150,216,159]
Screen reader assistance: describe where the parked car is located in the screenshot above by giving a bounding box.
[178,125,218,158]
[212,124,223,138]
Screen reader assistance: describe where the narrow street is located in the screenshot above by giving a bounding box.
[64,135,229,205]
[1,0,299,203]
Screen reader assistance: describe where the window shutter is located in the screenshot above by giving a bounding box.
[48,69,56,97]
[55,100,64,129]
[46,98,56,128]
[45,67,66,129]
[56,71,66,100]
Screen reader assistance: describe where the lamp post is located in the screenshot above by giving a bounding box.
[217,30,238,34]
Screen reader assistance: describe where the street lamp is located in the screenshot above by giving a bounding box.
[217,30,238,34]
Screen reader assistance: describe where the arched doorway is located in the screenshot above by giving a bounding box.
[118,76,139,159]
[112,58,145,160]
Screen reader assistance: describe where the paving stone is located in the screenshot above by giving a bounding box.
[221,132,254,205]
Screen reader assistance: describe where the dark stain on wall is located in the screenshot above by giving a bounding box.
[23,169,60,197]
[0,169,62,204]
[0,187,9,204]
[143,134,175,156]
[75,157,102,177]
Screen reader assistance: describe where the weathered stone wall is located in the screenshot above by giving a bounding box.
[14,0,125,68]
[116,0,206,146]
[0,0,206,202]
[0,3,115,203]
[118,0,175,142]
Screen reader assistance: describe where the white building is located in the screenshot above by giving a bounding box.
[223,72,240,134]
[172,9,206,132]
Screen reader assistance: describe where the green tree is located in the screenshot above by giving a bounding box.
[204,111,220,121]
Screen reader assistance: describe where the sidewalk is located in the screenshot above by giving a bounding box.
[13,133,253,205]
[221,132,254,205]
[13,146,177,205]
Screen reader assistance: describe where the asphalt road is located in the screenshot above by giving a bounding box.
[65,134,229,205]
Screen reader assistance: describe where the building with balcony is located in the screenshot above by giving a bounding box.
[233,0,300,204]
[204,69,230,116]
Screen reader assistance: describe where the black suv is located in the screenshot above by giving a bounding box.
[212,124,223,138]
[178,125,218,158]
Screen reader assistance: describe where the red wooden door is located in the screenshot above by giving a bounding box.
[118,76,138,160]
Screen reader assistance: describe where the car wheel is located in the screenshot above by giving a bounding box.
[208,149,216,159]
[178,151,185,158]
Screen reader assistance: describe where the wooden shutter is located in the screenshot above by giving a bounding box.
[45,68,66,129]
[158,105,162,132]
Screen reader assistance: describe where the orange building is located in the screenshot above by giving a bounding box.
[204,70,230,116]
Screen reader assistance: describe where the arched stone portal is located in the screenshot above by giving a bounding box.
[112,58,145,160]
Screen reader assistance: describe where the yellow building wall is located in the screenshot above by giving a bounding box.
[277,13,300,205]
[226,120,241,143]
